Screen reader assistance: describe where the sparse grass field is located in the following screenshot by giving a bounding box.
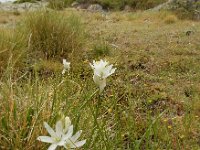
[0,8,200,150]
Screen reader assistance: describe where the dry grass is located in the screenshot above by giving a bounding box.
[164,14,178,24]
[0,9,200,149]
[23,10,84,59]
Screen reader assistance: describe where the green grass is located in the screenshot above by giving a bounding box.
[91,41,111,58]
[15,0,41,3]
[0,9,200,149]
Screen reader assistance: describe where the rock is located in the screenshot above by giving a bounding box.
[152,0,200,11]
[87,4,103,12]
[151,0,173,11]
[151,0,200,20]
[71,1,79,8]
[0,1,48,12]
[123,5,132,12]
[76,3,88,10]
[185,30,193,36]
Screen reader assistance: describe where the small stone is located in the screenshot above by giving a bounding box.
[124,5,132,12]
[87,4,103,12]
[71,1,79,8]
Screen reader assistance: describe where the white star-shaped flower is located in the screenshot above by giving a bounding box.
[37,121,73,150]
[64,129,86,149]
[90,59,116,93]
[37,116,86,150]
[62,59,70,75]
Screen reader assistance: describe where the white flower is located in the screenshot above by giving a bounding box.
[90,59,116,92]
[62,59,70,75]
[64,129,86,149]
[62,117,71,133]
[37,117,86,150]
[37,120,73,150]
[63,117,86,149]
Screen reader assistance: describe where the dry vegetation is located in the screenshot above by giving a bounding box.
[0,8,200,150]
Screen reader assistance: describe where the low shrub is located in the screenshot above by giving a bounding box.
[107,0,166,10]
[49,0,167,10]
[15,0,41,3]
[169,0,200,20]
[48,0,74,10]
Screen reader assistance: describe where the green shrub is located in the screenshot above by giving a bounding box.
[99,0,125,10]
[125,0,167,10]
[170,0,200,20]
[23,10,84,60]
[15,0,41,3]
[53,0,167,10]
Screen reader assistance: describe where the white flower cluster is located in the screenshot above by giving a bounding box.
[37,117,86,150]
[90,59,116,93]
[38,59,116,149]
[62,59,70,75]
[62,59,116,93]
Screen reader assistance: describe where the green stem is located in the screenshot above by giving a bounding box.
[135,110,167,149]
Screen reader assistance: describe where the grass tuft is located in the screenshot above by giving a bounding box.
[92,42,111,58]
[164,14,178,24]
[23,10,84,60]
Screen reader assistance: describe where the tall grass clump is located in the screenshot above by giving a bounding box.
[0,29,27,76]
[23,10,84,60]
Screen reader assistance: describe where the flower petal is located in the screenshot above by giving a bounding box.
[56,120,63,137]
[93,75,106,93]
[110,68,116,74]
[70,130,82,142]
[63,59,67,64]
[89,63,94,69]
[64,117,71,133]
[74,140,86,148]
[93,75,101,85]
[57,140,66,146]
[47,144,57,150]
[63,125,73,141]
[62,69,66,75]
[103,65,116,78]
[63,59,70,70]
[44,122,57,138]
[99,79,106,93]
[37,136,54,143]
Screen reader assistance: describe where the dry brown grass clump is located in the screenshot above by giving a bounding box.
[164,14,178,24]
[23,10,84,60]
